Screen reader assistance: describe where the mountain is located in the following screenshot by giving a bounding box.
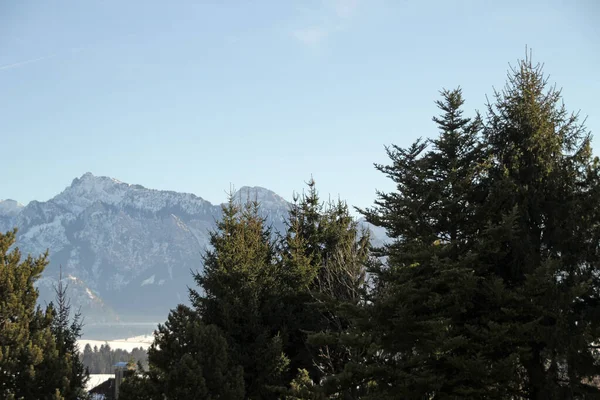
[0,199,24,233]
[1,173,386,338]
[0,199,24,217]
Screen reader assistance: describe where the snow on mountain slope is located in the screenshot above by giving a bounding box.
[4,173,387,334]
[53,172,212,216]
[0,199,25,232]
[0,199,24,217]
[36,274,120,324]
[4,174,291,330]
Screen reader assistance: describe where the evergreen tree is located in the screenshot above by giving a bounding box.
[274,183,321,388]
[346,87,490,399]
[282,180,371,399]
[342,54,600,398]
[0,229,62,399]
[81,343,93,371]
[285,369,326,400]
[124,196,295,400]
[477,53,600,398]
[120,304,245,400]
[191,196,291,399]
[80,343,148,374]
[40,268,89,400]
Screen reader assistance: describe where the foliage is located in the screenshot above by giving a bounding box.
[43,268,90,400]
[0,229,88,399]
[120,304,245,400]
[70,51,600,399]
[478,53,600,398]
[342,53,600,399]
[80,342,148,374]
[282,179,371,399]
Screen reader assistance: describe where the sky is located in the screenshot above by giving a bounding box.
[1,0,599,212]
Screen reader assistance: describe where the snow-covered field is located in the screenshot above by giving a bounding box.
[77,334,154,352]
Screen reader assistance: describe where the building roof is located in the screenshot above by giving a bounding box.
[86,374,113,392]
[89,377,115,398]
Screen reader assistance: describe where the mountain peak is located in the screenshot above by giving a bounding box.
[0,199,24,217]
[49,173,213,217]
[71,172,127,188]
[53,172,131,214]
[233,186,288,206]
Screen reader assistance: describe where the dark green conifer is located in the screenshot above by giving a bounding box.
[342,53,600,399]
[477,53,600,398]
[343,87,494,398]
[120,304,245,400]
[0,229,67,400]
[191,195,290,399]
[281,180,371,399]
[44,268,89,400]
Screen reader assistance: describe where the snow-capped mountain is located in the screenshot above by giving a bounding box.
[0,199,24,217]
[1,173,386,336]
[0,199,25,233]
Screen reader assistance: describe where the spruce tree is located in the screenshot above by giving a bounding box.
[275,182,322,388]
[46,268,89,400]
[477,53,600,398]
[124,194,316,400]
[343,88,496,398]
[190,196,290,399]
[0,229,62,399]
[281,180,371,399]
[120,304,245,400]
[345,54,600,398]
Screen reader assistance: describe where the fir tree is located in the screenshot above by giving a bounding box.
[120,304,245,400]
[345,87,497,398]
[477,52,600,398]
[358,89,487,399]
[344,54,600,398]
[0,229,62,399]
[41,267,89,400]
[282,180,371,399]
[190,195,290,399]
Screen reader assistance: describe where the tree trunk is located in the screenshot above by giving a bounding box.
[526,346,550,400]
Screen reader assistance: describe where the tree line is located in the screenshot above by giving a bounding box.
[2,52,600,399]
[80,343,148,374]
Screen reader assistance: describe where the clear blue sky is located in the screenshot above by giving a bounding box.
[1,0,598,211]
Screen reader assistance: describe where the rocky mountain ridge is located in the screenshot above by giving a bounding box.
[1,173,385,338]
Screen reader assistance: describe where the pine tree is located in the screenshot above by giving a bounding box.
[120,304,245,400]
